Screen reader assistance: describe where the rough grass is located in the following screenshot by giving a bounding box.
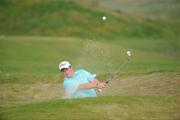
[0,96,179,120]
[0,0,179,39]
[78,0,180,21]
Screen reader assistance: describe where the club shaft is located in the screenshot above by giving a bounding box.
[98,57,130,92]
[106,57,130,84]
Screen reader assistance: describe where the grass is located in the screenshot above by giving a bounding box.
[0,36,179,78]
[0,0,179,39]
[0,96,179,120]
[79,0,180,22]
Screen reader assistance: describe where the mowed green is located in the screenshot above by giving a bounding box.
[0,36,179,81]
[0,36,179,85]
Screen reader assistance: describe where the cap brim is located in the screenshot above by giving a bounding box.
[60,65,70,71]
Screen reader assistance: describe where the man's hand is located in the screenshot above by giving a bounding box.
[92,79,108,89]
[97,82,107,89]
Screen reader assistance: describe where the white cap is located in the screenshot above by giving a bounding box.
[59,61,71,71]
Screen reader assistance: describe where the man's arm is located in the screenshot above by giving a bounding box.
[78,78,107,90]
[78,82,97,89]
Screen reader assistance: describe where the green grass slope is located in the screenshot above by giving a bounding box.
[79,0,180,21]
[0,0,179,39]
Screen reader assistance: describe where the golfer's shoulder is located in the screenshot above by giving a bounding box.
[75,69,89,74]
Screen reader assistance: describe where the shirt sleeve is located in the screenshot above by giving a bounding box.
[82,70,96,82]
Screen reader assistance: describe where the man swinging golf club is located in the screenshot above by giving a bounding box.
[59,61,107,98]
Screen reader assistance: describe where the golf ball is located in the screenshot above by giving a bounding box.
[102,16,107,20]
[127,51,131,56]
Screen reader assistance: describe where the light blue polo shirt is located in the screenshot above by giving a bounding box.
[63,69,97,98]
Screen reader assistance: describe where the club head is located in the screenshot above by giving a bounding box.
[106,80,109,84]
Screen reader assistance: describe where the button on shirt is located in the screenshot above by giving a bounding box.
[63,69,97,98]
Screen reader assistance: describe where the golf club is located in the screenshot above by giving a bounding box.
[98,50,132,92]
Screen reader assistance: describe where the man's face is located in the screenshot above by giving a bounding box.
[62,66,74,77]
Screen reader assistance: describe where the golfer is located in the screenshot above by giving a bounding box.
[59,61,107,98]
